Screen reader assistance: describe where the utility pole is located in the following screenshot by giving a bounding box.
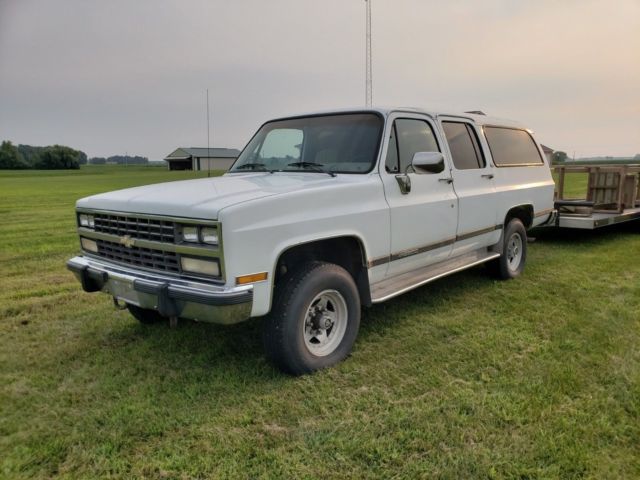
[365,0,372,108]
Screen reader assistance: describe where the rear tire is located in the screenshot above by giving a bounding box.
[127,304,166,324]
[263,261,361,375]
[488,218,527,280]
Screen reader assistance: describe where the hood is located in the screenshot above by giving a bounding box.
[76,173,343,219]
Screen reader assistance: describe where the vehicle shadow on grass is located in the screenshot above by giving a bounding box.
[90,273,473,386]
[119,315,269,371]
[359,270,484,337]
[81,316,294,411]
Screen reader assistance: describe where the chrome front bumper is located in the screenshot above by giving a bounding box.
[66,256,252,324]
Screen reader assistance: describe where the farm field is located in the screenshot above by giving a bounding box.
[1,166,639,479]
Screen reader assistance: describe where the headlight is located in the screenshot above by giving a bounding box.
[200,227,219,245]
[181,226,199,243]
[79,214,95,228]
[180,256,220,277]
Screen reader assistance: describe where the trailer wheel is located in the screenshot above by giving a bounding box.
[489,218,527,280]
[263,261,361,375]
[127,304,166,324]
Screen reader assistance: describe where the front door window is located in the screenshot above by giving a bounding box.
[385,118,440,173]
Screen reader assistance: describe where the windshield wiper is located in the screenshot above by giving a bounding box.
[234,162,268,171]
[287,161,336,177]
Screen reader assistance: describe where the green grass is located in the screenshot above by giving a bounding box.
[554,172,589,199]
[1,166,639,479]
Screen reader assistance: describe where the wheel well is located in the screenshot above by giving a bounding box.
[274,237,371,306]
[505,205,533,229]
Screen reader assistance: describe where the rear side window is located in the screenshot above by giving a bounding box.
[442,122,485,170]
[484,127,543,166]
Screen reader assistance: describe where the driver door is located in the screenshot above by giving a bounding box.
[380,113,458,278]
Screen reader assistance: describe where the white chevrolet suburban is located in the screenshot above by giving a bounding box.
[68,108,555,374]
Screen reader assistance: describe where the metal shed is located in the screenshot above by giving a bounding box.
[164,147,240,171]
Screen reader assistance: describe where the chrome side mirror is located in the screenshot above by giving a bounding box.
[411,151,444,174]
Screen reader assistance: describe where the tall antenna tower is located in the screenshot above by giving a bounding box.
[206,88,211,178]
[365,0,372,107]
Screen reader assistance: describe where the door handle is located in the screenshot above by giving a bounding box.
[481,174,494,179]
[439,177,453,184]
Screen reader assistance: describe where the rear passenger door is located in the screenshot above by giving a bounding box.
[440,118,501,256]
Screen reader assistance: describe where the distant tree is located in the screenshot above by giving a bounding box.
[36,145,80,169]
[0,141,28,169]
[634,154,640,160]
[552,151,568,164]
[89,157,107,164]
[17,144,42,168]
[77,151,88,165]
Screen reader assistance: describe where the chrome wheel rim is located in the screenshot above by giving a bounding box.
[303,289,348,357]
[506,232,523,271]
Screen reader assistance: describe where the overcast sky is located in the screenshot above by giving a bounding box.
[1,0,638,160]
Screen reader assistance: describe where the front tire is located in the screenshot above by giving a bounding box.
[263,261,361,375]
[489,218,527,280]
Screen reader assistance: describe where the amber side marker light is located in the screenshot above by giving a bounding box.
[236,272,268,285]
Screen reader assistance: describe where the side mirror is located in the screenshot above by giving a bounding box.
[411,151,444,174]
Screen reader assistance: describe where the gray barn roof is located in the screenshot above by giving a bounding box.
[164,147,240,161]
[540,144,554,154]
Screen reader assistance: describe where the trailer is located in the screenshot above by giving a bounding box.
[552,164,640,230]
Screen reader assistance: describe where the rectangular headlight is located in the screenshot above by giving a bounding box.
[180,256,220,277]
[181,226,199,243]
[200,227,219,245]
[81,237,98,253]
[79,214,95,228]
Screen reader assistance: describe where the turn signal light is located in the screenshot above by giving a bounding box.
[236,272,268,285]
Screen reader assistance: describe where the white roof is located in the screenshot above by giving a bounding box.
[269,106,528,130]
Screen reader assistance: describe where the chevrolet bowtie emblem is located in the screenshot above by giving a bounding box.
[120,235,135,248]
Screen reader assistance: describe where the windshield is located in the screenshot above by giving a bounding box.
[230,113,383,174]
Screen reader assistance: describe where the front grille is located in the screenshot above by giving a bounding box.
[93,213,176,243]
[95,239,180,274]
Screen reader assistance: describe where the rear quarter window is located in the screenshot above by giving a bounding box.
[483,126,543,167]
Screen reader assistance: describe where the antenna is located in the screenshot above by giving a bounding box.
[365,0,372,108]
[206,89,211,178]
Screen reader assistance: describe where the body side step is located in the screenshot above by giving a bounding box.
[370,250,500,303]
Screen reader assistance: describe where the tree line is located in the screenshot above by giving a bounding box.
[552,151,640,165]
[0,141,87,170]
[0,140,149,169]
[88,155,148,165]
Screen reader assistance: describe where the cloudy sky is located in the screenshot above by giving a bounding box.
[1,0,638,160]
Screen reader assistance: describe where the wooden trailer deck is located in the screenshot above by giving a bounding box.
[556,206,640,229]
[552,164,640,230]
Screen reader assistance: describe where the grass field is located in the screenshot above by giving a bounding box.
[1,166,639,479]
